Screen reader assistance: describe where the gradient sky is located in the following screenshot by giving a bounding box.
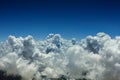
[0,0,120,40]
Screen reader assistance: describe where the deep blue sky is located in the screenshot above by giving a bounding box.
[0,0,120,40]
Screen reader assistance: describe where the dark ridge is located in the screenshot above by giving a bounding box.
[0,70,22,80]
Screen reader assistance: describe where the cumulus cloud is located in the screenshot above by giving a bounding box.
[0,33,120,80]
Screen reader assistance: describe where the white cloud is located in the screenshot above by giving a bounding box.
[0,32,120,80]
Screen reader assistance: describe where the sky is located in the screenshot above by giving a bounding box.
[0,0,120,41]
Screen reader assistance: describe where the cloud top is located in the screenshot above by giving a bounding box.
[0,32,120,80]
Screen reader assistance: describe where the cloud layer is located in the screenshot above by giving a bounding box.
[0,32,120,80]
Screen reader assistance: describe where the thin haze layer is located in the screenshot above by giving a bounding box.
[0,32,120,80]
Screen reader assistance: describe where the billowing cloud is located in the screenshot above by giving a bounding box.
[0,32,120,80]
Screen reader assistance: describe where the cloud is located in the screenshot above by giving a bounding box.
[0,32,120,80]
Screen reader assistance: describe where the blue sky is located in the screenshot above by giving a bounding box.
[0,0,120,40]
